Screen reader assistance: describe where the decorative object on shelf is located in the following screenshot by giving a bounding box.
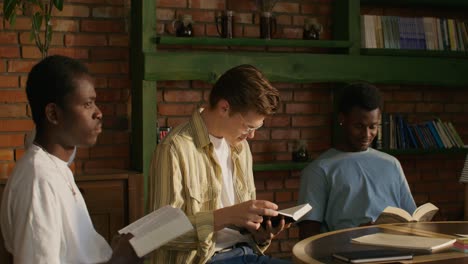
[158,126,172,144]
[3,0,64,58]
[259,11,277,39]
[255,0,279,39]
[172,14,194,37]
[215,10,234,38]
[303,17,323,40]
[292,140,310,162]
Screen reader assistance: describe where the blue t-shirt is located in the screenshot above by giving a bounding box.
[298,148,416,232]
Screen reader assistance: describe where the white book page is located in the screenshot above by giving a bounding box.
[278,203,312,220]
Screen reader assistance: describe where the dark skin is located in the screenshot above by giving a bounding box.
[299,106,380,240]
[34,75,143,264]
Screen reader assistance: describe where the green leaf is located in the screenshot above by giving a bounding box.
[32,12,43,31]
[53,0,64,11]
[3,0,18,22]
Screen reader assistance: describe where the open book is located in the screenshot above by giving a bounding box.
[352,233,456,252]
[118,205,193,257]
[374,202,438,224]
[229,203,312,234]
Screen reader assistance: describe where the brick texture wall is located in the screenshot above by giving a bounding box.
[0,0,131,176]
[1,0,468,260]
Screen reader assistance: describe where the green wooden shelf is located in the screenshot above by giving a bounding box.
[361,0,468,8]
[361,48,468,58]
[144,51,468,86]
[253,161,310,172]
[155,36,353,49]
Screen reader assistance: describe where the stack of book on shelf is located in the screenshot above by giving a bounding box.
[451,237,468,253]
[361,14,468,51]
[374,114,465,150]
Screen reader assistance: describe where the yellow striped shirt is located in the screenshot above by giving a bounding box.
[148,109,268,264]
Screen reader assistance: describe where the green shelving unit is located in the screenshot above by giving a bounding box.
[132,0,468,204]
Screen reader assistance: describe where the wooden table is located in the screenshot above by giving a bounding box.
[293,221,468,263]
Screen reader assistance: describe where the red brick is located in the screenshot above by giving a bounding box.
[281,27,302,39]
[275,191,292,202]
[266,179,284,190]
[89,145,129,158]
[0,134,24,147]
[81,20,125,33]
[294,90,330,102]
[0,162,15,178]
[0,32,18,44]
[84,159,129,171]
[52,19,80,32]
[157,8,176,21]
[415,103,444,113]
[157,0,187,8]
[229,1,256,11]
[67,0,124,5]
[264,115,290,127]
[0,119,34,132]
[184,10,216,23]
[0,150,14,161]
[7,60,39,73]
[301,4,318,15]
[20,32,63,46]
[52,5,90,17]
[0,104,27,117]
[4,17,31,30]
[256,191,274,201]
[86,62,128,74]
[108,35,129,47]
[292,116,329,127]
[0,90,28,102]
[271,129,300,140]
[108,78,130,89]
[276,15,292,26]
[90,48,128,60]
[393,91,423,101]
[0,76,19,88]
[250,141,288,153]
[163,90,202,102]
[15,148,26,161]
[65,34,108,47]
[158,104,198,116]
[188,0,225,10]
[21,46,43,59]
[47,47,89,59]
[273,2,300,13]
[96,90,121,102]
[385,103,416,113]
[285,103,320,114]
[0,47,20,58]
[92,7,124,18]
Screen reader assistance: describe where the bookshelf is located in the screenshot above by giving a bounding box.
[131,0,468,194]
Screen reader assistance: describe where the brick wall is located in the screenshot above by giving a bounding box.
[1,0,468,260]
[0,0,131,176]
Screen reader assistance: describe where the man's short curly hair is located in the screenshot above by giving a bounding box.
[338,82,382,114]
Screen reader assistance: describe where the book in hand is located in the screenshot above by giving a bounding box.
[229,203,312,234]
[374,202,438,224]
[118,205,193,257]
[351,233,456,252]
[332,249,413,263]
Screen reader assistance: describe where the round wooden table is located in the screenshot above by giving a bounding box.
[293,221,468,263]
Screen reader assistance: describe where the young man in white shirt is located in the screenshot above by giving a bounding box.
[0,55,143,264]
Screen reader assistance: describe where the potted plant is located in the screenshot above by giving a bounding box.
[3,0,64,58]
